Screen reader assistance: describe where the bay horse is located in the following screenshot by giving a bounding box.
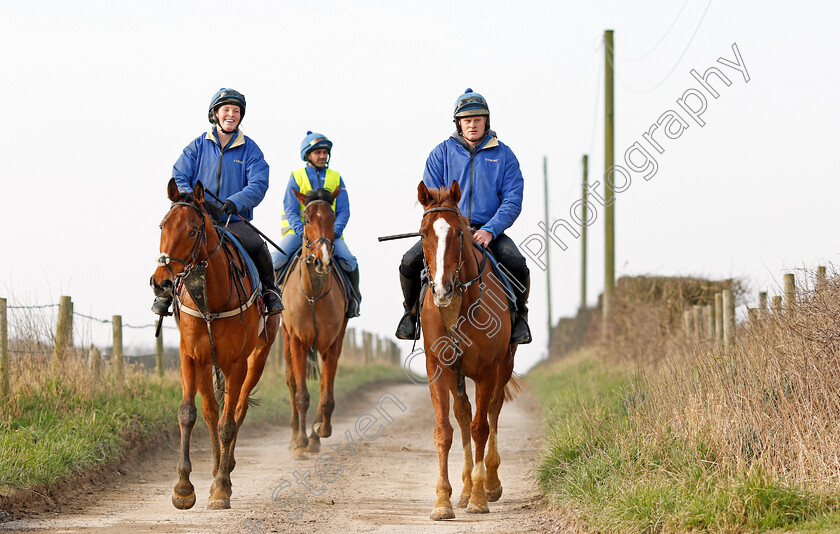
[279,186,349,459]
[150,178,280,510]
[416,181,524,520]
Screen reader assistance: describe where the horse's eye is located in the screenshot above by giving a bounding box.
[159,224,163,230]
[189,229,198,237]
[304,218,311,224]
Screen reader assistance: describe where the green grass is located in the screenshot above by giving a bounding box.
[0,363,408,493]
[529,348,840,533]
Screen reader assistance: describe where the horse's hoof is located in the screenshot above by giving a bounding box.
[457,494,470,508]
[430,506,455,520]
[293,447,309,460]
[207,498,231,510]
[172,491,196,510]
[313,421,332,438]
[466,501,489,514]
[486,485,503,502]
[306,440,321,454]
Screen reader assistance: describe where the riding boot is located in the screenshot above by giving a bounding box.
[345,266,361,318]
[151,296,173,316]
[255,245,284,315]
[510,276,532,344]
[395,270,421,340]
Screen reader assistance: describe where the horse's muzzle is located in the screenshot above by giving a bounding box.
[433,281,454,307]
[151,275,174,298]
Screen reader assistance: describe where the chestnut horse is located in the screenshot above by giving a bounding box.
[279,187,349,459]
[151,179,280,510]
[416,181,524,520]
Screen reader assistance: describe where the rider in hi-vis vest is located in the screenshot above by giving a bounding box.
[272,131,361,318]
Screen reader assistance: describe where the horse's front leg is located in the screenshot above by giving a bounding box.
[466,371,495,514]
[429,363,455,521]
[196,368,221,496]
[309,331,342,451]
[485,357,513,503]
[172,355,200,510]
[209,359,247,510]
[290,336,310,459]
[451,387,474,509]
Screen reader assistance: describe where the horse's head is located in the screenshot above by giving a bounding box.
[418,181,468,308]
[150,178,215,298]
[294,186,340,275]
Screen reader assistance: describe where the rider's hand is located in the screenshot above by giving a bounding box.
[222,200,238,216]
[473,229,493,247]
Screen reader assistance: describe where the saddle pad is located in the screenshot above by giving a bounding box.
[218,226,262,294]
[471,242,518,313]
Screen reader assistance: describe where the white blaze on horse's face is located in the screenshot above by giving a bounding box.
[432,217,454,307]
[318,241,330,271]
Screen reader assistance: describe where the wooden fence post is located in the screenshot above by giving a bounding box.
[772,296,783,316]
[89,344,101,378]
[53,295,73,375]
[817,266,827,291]
[715,293,723,343]
[156,329,164,379]
[723,289,736,353]
[1,298,8,398]
[784,273,796,315]
[704,305,714,340]
[693,305,703,341]
[683,309,693,338]
[113,315,124,382]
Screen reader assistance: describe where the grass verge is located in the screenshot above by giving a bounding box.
[529,348,840,533]
[0,362,408,495]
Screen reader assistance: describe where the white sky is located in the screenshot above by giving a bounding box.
[3,1,839,373]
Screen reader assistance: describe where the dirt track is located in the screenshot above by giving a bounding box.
[3,381,573,534]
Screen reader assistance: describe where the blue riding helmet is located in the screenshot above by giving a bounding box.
[208,88,246,124]
[453,88,489,118]
[300,131,333,161]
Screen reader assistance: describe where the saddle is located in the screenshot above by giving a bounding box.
[276,245,355,315]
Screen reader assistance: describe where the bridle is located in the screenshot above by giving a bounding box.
[421,206,486,294]
[157,201,223,279]
[300,199,336,269]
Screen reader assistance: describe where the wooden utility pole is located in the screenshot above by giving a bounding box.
[543,156,552,338]
[581,154,588,312]
[603,29,615,329]
[0,298,8,399]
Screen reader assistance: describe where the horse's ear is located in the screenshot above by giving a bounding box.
[449,181,461,204]
[330,184,341,202]
[293,188,307,204]
[417,181,430,206]
[167,178,179,201]
[193,181,205,204]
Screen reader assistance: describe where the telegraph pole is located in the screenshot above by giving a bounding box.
[603,29,615,331]
[543,156,553,340]
[581,154,588,312]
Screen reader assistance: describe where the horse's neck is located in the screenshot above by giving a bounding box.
[300,258,330,297]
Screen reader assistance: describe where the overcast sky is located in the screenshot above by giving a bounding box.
[3,1,839,373]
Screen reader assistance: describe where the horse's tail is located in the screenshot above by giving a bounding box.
[306,346,320,381]
[247,386,261,407]
[504,372,527,402]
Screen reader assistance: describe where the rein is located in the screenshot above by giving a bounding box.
[419,205,489,396]
[158,200,260,391]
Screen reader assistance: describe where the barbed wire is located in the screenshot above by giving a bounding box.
[7,303,59,309]
[70,311,177,330]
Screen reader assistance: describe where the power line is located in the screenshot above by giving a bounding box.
[605,0,713,94]
[616,0,692,62]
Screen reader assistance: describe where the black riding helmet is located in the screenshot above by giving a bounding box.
[208,88,246,130]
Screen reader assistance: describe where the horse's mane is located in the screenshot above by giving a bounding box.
[305,187,334,206]
[173,191,224,220]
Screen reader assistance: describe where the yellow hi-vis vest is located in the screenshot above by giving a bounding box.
[280,167,341,237]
